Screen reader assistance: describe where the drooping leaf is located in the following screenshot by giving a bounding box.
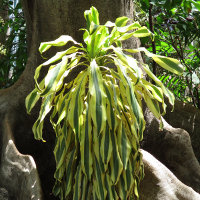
[39,35,80,54]
[68,72,88,142]
[143,65,175,106]
[94,156,106,200]
[32,93,54,140]
[117,123,131,169]
[25,88,41,114]
[143,92,161,119]
[65,145,76,197]
[100,121,113,170]
[105,174,117,200]
[41,56,68,96]
[112,47,142,81]
[80,100,93,180]
[114,58,145,137]
[42,47,80,66]
[109,124,123,184]
[73,164,83,200]
[89,59,107,134]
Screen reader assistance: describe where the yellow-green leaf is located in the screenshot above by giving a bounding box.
[117,22,141,33]
[73,164,83,200]
[89,59,106,134]
[152,55,184,75]
[132,26,152,38]
[39,35,79,54]
[80,101,93,180]
[117,123,131,169]
[143,92,161,119]
[115,16,129,27]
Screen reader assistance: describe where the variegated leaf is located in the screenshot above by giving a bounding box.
[89,59,107,134]
[39,35,80,54]
[32,93,54,140]
[117,123,131,170]
[73,164,83,200]
[80,101,93,180]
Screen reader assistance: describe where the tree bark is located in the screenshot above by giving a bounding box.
[142,107,200,193]
[140,149,200,200]
[0,0,199,199]
[165,100,200,162]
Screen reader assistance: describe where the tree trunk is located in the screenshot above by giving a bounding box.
[0,0,199,199]
[165,100,200,162]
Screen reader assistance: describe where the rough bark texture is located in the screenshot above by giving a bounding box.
[0,115,42,200]
[0,0,199,199]
[140,150,200,200]
[142,107,200,193]
[165,100,200,162]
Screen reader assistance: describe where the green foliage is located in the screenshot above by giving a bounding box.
[26,6,183,200]
[135,0,200,108]
[0,0,27,88]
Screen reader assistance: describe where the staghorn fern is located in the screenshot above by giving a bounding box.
[25,6,183,200]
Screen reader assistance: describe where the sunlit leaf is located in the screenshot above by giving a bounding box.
[25,6,182,200]
[132,26,152,37]
[115,16,129,27]
[152,55,184,75]
[39,35,79,54]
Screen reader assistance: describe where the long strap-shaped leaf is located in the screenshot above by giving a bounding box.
[89,59,107,134]
[112,47,142,82]
[73,164,83,200]
[114,58,145,138]
[68,72,88,143]
[25,78,45,114]
[103,81,123,184]
[104,174,118,200]
[94,156,107,200]
[122,160,134,193]
[41,58,67,96]
[143,64,175,106]
[54,123,74,181]
[117,122,131,170]
[64,148,76,197]
[100,83,114,169]
[126,47,184,75]
[34,53,81,91]
[80,100,93,180]
[32,93,54,140]
[25,87,41,114]
[109,126,123,184]
[39,35,81,54]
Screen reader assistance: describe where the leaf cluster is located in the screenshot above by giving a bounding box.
[26,6,183,200]
[135,0,200,108]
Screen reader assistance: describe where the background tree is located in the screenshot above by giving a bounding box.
[134,0,200,108]
[0,0,27,88]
